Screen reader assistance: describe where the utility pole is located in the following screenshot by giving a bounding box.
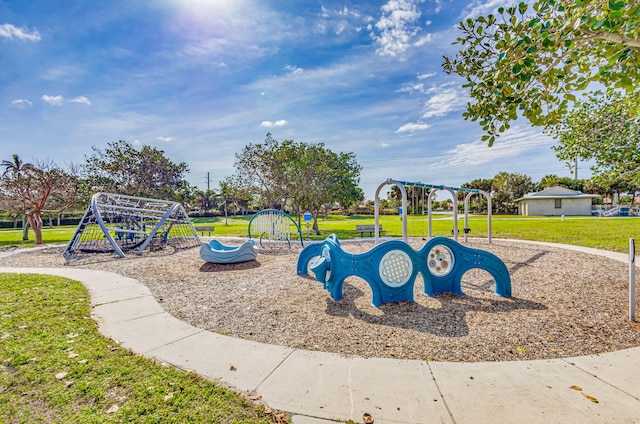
[573,158,578,179]
[205,172,211,191]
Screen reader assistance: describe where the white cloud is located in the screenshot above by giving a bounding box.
[41,95,64,106]
[157,136,174,142]
[318,4,365,36]
[433,0,443,14]
[69,96,91,106]
[260,120,288,127]
[413,33,432,46]
[381,142,390,148]
[396,122,431,133]
[421,87,468,119]
[0,24,41,41]
[433,126,554,168]
[11,99,32,108]
[398,83,424,93]
[417,72,435,79]
[463,0,507,19]
[285,65,304,74]
[371,0,424,58]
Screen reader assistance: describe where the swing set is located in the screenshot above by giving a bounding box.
[373,178,492,244]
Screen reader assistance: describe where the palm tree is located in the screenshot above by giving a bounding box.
[1,154,34,177]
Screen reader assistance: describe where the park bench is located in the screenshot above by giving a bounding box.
[195,225,214,236]
[355,224,384,237]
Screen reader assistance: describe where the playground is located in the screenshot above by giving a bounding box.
[3,237,638,362]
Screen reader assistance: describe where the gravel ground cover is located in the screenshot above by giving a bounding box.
[2,238,638,362]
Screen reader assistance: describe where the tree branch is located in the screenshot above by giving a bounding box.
[575,30,640,48]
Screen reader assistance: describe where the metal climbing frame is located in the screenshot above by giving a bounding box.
[63,192,201,259]
[248,209,304,248]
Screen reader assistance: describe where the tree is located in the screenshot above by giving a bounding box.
[83,140,193,201]
[1,154,34,177]
[547,89,640,188]
[538,175,585,191]
[585,176,637,204]
[0,154,35,231]
[0,157,80,245]
[491,171,535,213]
[443,1,640,146]
[293,144,361,234]
[218,179,234,224]
[196,189,218,212]
[232,134,294,209]
[460,178,494,212]
[229,134,362,233]
[388,185,428,213]
[461,178,493,194]
[339,186,364,215]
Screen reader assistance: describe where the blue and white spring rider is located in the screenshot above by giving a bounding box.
[297,235,511,307]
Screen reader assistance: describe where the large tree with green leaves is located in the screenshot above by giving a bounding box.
[292,143,361,234]
[232,134,297,209]
[546,89,640,188]
[443,0,640,146]
[230,134,362,233]
[492,171,535,213]
[83,140,194,202]
[538,174,587,192]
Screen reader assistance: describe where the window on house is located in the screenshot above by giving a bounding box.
[555,199,562,209]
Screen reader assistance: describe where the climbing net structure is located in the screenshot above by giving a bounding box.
[63,192,200,259]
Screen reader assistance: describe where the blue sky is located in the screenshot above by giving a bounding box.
[1,0,587,199]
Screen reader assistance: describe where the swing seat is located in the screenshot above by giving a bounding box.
[200,239,258,264]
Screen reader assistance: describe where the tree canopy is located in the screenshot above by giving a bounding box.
[0,157,80,244]
[83,140,193,202]
[230,134,362,232]
[546,89,640,188]
[443,0,640,146]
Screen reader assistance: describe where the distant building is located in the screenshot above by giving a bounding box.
[515,186,600,216]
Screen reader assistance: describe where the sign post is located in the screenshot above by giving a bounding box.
[630,238,636,322]
[303,212,312,236]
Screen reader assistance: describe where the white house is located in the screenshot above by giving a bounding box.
[515,186,600,216]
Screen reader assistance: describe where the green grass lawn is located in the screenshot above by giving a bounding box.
[0,273,282,423]
[2,214,638,253]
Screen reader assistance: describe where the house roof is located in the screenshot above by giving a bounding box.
[515,186,600,202]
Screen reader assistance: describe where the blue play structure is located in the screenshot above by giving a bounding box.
[248,209,304,248]
[297,234,511,307]
[200,239,259,264]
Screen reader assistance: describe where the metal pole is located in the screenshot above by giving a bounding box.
[374,179,407,244]
[428,188,437,239]
[630,238,636,322]
[463,192,473,243]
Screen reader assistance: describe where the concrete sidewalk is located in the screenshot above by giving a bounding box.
[1,240,639,423]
